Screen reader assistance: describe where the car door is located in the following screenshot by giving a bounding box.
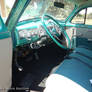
[0,16,12,92]
[65,6,92,49]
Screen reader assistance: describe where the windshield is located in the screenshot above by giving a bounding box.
[19,0,74,21]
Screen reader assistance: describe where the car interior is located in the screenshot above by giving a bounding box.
[0,0,92,92]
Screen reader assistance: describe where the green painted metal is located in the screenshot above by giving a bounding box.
[16,25,38,30]
[15,21,62,46]
[17,18,41,26]
[5,0,31,48]
[0,32,11,39]
[15,16,66,47]
[6,0,31,33]
[0,16,11,39]
[66,22,92,29]
[15,20,41,46]
[16,22,38,30]
[65,5,78,23]
[15,29,40,47]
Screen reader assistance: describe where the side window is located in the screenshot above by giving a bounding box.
[86,7,92,25]
[72,9,86,24]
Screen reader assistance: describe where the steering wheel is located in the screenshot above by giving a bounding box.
[41,14,70,49]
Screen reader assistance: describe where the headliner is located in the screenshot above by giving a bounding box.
[64,0,92,6]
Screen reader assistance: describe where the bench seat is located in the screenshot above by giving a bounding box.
[44,47,92,92]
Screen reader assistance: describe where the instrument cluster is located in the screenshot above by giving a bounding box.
[17,22,61,49]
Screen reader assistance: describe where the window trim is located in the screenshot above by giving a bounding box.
[71,8,87,24]
[69,6,92,26]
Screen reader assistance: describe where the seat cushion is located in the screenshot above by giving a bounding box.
[74,47,92,59]
[69,52,92,67]
[44,47,92,92]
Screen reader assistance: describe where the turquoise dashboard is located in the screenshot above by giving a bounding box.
[14,18,65,49]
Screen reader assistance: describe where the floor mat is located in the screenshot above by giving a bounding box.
[12,44,67,92]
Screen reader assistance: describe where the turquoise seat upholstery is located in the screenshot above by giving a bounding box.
[53,47,92,92]
[74,47,92,59]
[69,53,92,67]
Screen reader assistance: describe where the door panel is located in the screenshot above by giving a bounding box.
[0,16,12,92]
[65,26,76,48]
[75,27,92,48]
[65,6,92,49]
[65,23,92,49]
[0,38,12,92]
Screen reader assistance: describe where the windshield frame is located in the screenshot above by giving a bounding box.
[64,5,77,23]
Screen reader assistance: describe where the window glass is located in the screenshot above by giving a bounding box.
[72,9,86,24]
[19,0,74,21]
[86,7,92,25]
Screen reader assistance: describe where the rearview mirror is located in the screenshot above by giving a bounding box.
[54,2,64,8]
